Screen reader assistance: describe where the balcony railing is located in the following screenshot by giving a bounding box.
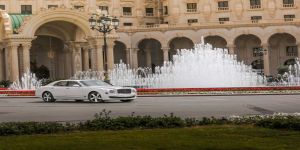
[283,4,294,8]
[146,13,154,16]
[218,7,229,11]
[123,12,132,16]
[118,19,300,32]
[250,5,261,9]
[186,9,197,13]
[286,52,297,57]
[284,18,294,22]
[251,20,260,23]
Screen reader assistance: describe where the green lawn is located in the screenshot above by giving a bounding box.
[0,125,299,150]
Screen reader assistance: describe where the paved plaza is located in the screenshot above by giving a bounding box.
[0,95,300,122]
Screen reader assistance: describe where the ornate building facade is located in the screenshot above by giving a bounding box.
[0,0,299,81]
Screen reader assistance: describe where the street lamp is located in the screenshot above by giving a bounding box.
[253,47,267,76]
[89,13,119,83]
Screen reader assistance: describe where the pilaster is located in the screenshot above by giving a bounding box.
[162,47,170,62]
[262,43,270,76]
[226,44,236,55]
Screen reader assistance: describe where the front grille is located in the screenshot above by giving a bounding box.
[117,89,132,94]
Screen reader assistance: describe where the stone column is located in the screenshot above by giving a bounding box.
[4,47,10,80]
[131,48,139,68]
[22,43,31,73]
[72,44,83,74]
[126,48,131,65]
[0,48,4,80]
[162,47,170,62]
[297,42,300,59]
[262,43,270,76]
[107,41,115,70]
[227,44,236,55]
[145,49,152,67]
[9,44,20,81]
[82,47,90,71]
[96,44,104,71]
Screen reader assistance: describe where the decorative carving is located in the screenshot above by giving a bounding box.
[267,0,277,18]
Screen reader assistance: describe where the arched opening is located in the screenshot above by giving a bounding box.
[204,36,227,49]
[114,41,127,64]
[169,37,194,61]
[30,21,87,79]
[138,39,162,71]
[268,33,297,75]
[234,34,262,65]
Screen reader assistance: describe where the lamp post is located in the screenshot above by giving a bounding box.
[254,47,267,76]
[89,13,119,83]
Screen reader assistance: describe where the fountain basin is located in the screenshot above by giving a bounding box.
[1,87,300,97]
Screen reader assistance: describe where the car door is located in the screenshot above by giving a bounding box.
[51,81,68,99]
[66,81,83,99]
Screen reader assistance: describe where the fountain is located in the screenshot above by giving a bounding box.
[109,43,264,88]
[9,69,41,90]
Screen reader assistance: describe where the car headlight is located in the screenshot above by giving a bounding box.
[131,88,137,93]
[109,89,116,94]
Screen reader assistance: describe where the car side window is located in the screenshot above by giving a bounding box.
[54,81,68,87]
[67,81,81,87]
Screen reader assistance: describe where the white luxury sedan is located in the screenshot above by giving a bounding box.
[36,80,137,103]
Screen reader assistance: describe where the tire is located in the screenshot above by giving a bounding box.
[42,91,56,102]
[88,92,103,103]
[120,99,134,102]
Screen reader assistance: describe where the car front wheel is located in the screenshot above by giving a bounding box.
[42,92,56,102]
[88,92,103,103]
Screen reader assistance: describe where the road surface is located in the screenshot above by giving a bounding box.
[0,95,299,122]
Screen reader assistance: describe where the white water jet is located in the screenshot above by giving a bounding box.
[10,69,41,90]
[109,43,264,88]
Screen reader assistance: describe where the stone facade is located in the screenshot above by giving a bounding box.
[0,0,299,81]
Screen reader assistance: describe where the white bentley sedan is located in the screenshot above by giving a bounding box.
[36,80,137,103]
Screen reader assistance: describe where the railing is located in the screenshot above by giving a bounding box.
[146,13,154,16]
[186,9,197,13]
[250,5,261,9]
[286,52,297,57]
[118,19,300,32]
[251,20,259,23]
[283,4,294,8]
[284,18,294,22]
[123,12,132,16]
[218,7,229,11]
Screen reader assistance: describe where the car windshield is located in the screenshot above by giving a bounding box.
[80,80,112,87]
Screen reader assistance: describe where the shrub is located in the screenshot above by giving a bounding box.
[0,80,12,88]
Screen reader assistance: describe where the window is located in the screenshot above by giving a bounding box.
[251,16,262,23]
[48,5,58,9]
[54,81,68,87]
[250,0,261,9]
[284,14,295,21]
[253,47,263,57]
[99,6,109,14]
[218,1,229,11]
[164,6,168,15]
[188,19,198,24]
[0,5,5,10]
[123,7,132,16]
[145,8,154,16]
[21,5,32,14]
[286,46,297,56]
[187,3,197,12]
[123,22,133,26]
[67,81,81,87]
[283,0,294,7]
[219,17,229,24]
[74,5,84,9]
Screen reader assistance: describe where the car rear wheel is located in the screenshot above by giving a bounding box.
[120,99,134,102]
[88,92,103,103]
[42,92,56,102]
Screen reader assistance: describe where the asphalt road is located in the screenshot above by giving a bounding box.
[0,95,300,122]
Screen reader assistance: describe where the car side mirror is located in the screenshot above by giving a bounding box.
[73,84,80,87]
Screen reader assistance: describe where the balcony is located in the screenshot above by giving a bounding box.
[118,19,300,32]
[286,52,297,57]
[186,9,197,13]
[251,20,260,23]
[218,7,229,11]
[283,4,295,8]
[250,5,261,9]
[284,18,294,22]
[146,13,154,16]
[123,12,132,16]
